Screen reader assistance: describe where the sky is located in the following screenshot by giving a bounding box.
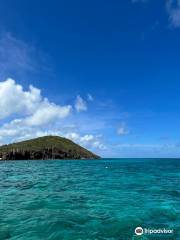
[0,0,180,157]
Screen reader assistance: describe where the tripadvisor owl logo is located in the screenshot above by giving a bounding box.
[135,227,143,236]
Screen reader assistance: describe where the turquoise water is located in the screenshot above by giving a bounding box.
[0,158,179,240]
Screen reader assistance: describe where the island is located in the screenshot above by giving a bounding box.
[0,136,100,160]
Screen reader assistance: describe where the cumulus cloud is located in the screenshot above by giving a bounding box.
[75,95,87,112]
[0,79,41,119]
[117,122,129,136]
[64,132,106,150]
[0,78,74,144]
[0,79,72,124]
[24,101,71,126]
[166,0,180,27]
[0,114,72,146]
[0,78,72,144]
[0,79,106,153]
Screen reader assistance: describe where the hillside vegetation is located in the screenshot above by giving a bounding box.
[0,136,100,160]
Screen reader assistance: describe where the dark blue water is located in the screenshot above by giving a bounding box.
[0,158,179,239]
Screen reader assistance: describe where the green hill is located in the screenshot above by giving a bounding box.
[0,136,100,160]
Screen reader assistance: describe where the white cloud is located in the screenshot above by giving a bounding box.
[0,78,74,145]
[0,109,105,153]
[87,93,94,101]
[0,117,63,143]
[64,132,80,142]
[64,132,106,150]
[0,79,41,119]
[117,122,129,136]
[167,0,180,27]
[92,141,106,150]
[0,79,105,152]
[80,134,106,150]
[75,95,87,112]
[0,79,72,124]
[80,134,94,142]
[24,100,71,126]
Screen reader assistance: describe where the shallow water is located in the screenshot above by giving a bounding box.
[0,158,179,239]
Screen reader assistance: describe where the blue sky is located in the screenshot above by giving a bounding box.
[0,0,180,157]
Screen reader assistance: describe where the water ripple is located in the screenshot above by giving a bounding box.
[0,159,179,239]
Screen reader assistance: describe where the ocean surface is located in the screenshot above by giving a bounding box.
[0,158,179,240]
